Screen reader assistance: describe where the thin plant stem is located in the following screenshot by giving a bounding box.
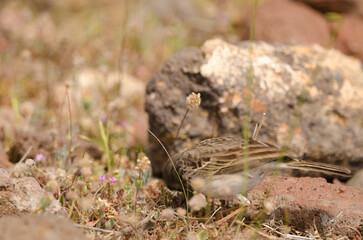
[175,108,189,140]
[99,120,113,170]
[147,129,189,227]
[10,94,21,126]
[241,0,258,197]
[65,86,73,165]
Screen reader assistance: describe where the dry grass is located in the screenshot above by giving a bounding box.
[0,0,353,239]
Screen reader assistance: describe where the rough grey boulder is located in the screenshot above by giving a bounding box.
[145,39,363,177]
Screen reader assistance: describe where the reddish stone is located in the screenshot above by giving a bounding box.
[246,176,363,237]
[294,0,359,13]
[239,0,330,47]
[333,13,363,62]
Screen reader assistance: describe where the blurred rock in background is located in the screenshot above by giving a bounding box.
[238,0,363,62]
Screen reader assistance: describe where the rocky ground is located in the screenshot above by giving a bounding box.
[1,0,363,239]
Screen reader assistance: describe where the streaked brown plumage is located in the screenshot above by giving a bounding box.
[162,137,351,199]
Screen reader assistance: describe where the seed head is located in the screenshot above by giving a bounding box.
[135,154,151,171]
[190,177,205,192]
[80,197,94,211]
[47,179,58,192]
[186,92,201,109]
[81,166,92,176]
[176,208,187,218]
[160,208,175,220]
[25,159,35,168]
[65,191,79,201]
[189,193,207,212]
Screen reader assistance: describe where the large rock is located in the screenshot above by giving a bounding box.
[246,176,363,238]
[0,168,66,216]
[145,39,363,177]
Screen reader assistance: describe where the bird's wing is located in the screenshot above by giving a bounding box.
[206,139,282,175]
[177,137,283,177]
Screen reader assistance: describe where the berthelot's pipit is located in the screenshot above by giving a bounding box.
[162,137,351,200]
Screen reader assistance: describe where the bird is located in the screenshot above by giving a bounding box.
[162,136,352,200]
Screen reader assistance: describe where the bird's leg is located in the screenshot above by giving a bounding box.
[211,198,216,212]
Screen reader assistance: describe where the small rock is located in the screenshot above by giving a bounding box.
[0,168,66,217]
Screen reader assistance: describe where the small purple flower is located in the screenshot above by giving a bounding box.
[35,153,46,162]
[119,120,128,128]
[100,112,107,123]
[109,177,117,183]
[99,175,106,181]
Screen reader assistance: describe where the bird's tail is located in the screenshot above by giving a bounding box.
[283,158,351,177]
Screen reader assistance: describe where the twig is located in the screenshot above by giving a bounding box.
[76,210,155,237]
[93,182,108,200]
[18,146,32,164]
[216,208,243,224]
[263,223,313,240]
[117,210,155,236]
[205,206,221,224]
[75,224,114,234]
[241,222,275,239]
[65,85,73,164]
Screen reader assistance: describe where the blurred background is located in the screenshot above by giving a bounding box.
[1,2,363,237]
[1,0,363,160]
